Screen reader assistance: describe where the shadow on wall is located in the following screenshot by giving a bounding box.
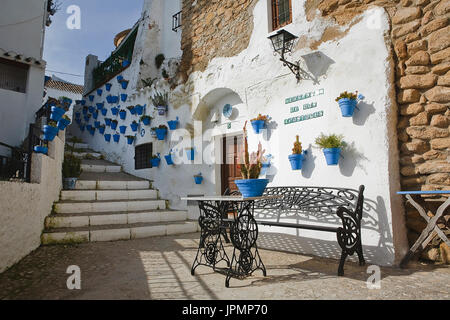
[353,100,376,126]
[300,51,336,84]
[301,144,315,179]
[262,119,278,141]
[339,141,368,177]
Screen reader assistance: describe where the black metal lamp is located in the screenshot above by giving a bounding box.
[268,29,303,81]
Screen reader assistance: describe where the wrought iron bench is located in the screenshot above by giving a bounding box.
[224,185,366,276]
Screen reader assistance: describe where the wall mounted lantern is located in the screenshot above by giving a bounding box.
[268,29,305,82]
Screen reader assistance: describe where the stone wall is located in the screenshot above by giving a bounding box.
[0,132,65,273]
[179,0,257,80]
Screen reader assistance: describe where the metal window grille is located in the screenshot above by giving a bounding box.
[272,0,292,31]
[135,143,153,170]
[172,11,182,32]
[0,58,28,93]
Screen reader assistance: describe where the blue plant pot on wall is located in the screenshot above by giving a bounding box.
[96,103,104,110]
[101,108,108,116]
[134,105,143,115]
[120,94,127,102]
[164,154,174,165]
[80,100,86,106]
[119,125,127,134]
[111,107,119,116]
[251,120,266,134]
[97,89,103,96]
[89,95,94,102]
[288,153,305,170]
[111,122,118,130]
[99,127,105,134]
[113,134,120,142]
[117,75,123,82]
[50,106,65,121]
[126,136,134,145]
[121,81,129,89]
[104,134,111,142]
[130,122,138,132]
[142,117,151,126]
[194,175,203,184]
[93,112,98,120]
[323,148,341,165]
[119,110,126,120]
[151,157,161,167]
[82,108,88,115]
[129,107,136,115]
[43,125,58,141]
[88,106,94,113]
[155,128,167,140]
[338,98,357,117]
[57,118,71,131]
[75,112,81,119]
[122,60,130,67]
[167,119,178,130]
[235,179,269,198]
[105,83,112,91]
[94,121,100,128]
[33,146,48,154]
[105,118,111,126]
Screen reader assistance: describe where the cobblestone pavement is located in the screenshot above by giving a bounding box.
[0,233,449,300]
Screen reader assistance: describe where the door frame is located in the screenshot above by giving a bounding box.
[216,132,244,196]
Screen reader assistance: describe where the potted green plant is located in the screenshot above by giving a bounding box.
[194,173,203,184]
[152,124,168,140]
[250,114,269,134]
[140,115,153,125]
[151,91,169,115]
[335,91,364,117]
[125,135,135,145]
[234,121,268,198]
[151,154,161,167]
[288,135,307,170]
[315,133,345,165]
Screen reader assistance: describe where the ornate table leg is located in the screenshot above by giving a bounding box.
[225,201,267,288]
[400,195,450,268]
[191,201,231,276]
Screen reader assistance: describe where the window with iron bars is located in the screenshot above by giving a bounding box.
[0,58,29,93]
[271,0,292,31]
[172,11,182,32]
[135,143,153,170]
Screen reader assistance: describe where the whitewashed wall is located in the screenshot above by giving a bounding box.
[74,1,408,266]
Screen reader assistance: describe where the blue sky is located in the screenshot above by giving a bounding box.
[43,0,143,85]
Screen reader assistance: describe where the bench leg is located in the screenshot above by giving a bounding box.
[356,240,365,266]
[338,251,348,276]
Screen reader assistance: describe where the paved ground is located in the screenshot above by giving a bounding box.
[0,232,449,300]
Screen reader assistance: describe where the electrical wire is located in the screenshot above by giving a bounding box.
[0,14,44,28]
[46,70,84,77]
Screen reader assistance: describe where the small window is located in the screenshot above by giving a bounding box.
[0,58,29,93]
[271,0,292,31]
[135,143,153,169]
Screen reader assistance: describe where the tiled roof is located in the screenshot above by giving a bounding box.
[45,79,84,94]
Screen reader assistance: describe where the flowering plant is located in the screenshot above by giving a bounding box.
[238,121,266,179]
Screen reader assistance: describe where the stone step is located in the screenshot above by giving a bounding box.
[60,189,158,201]
[75,180,150,190]
[41,220,199,244]
[54,199,167,214]
[45,210,187,228]
[71,152,103,160]
[73,143,88,149]
[80,163,120,172]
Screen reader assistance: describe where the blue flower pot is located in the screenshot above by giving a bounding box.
[119,110,126,120]
[134,105,143,115]
[105,118,111,126]
[94,121,100,128]
[89,95,94,102]
[235,179,269,198]
[75,118,81,125]
[194,176,203,184]
[93,112,98,120]
[111,107,119,116]
[157,105,167,116]
[338,98,357,117]
[151,157,160,167]
[142,117,151,126]
[120,94,127,102]
[43,125,58,141]
[126,136,134,145]
[96,103,104,110]
[105,83,112,91]
[89,128,95,136]
[113,134,120,142]
[251,120,266,134]
[80,100,86,106]
[75,100,82,105]
[129,107,136,115]
[57,118,70,131]
[34,146,48,154]
[121,81,129,89]
[117,75,123,82]
[186,149,195,161]
[323,148,341,165]
[167,119,178,130]
[50,106,65,121]
[155,128,167,140]
[101,108,108,116]
[62,98,72,106]
[82,108,88,115]
[86,125,92,131]
[122,60,130,67]
[75,112,81,119]
[288,153,304,170]
[119,125,127,134]
[164,154,174,165]
[111,122,118,130]
[99,127,105,134]
[88,106,95,113]
[84,115,90,122]
[104,134,111,142]
[80,125,85,132]
[97,89,103,96]
[130,122,138,132]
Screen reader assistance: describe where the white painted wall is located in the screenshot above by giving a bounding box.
[73,1,408,266]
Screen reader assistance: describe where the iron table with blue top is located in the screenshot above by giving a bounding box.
[397,190,450,267]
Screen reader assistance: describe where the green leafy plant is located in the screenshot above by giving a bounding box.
[238,121,265,179]
[335,91,357,102]
[151,91,169,107]
[292,135,303,154]
[125,135,135,139]
[151,154,160,159]
[251,114,269,122]
[155,54,165,69]
[315,133,345,149]
[48,120,57,127]
[151,124,168,131]
[111,119,118,124]
[62,154,81,179]
[140,115,153,121]
[126,105,134,111]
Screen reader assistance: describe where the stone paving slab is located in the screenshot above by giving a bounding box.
[0,233,449,300]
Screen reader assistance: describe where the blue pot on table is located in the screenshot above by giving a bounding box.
[151,157,160,167]
[130,122,138,132]
[155,128,167,140]
[119,110,126,120]
[288,153,304,170]
[119,125,127,134]
[194,175,203,184]
[338,98,357,117]
[323,148,341,165]
[251,120,266,134]
[235,179,269,198]
[50,106,65,121]
[104,134,111,142]
[164,154,174,165]
[34,146,48,154]
[113,134,120,142]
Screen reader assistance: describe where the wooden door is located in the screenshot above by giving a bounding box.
[221,135,243,194]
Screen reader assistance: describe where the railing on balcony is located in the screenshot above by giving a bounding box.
[91,26,139,92]
[172,11,182,32]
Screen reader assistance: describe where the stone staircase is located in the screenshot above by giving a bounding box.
[41,137,198,245]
